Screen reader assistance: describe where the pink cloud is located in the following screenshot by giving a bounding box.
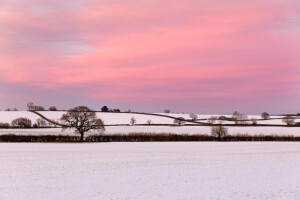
[0,0,299,112]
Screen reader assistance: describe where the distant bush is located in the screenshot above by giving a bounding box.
[5,108,18,111]
[207,116,218,124]
[101,106,108,112]
[189,113,198,121]
[232,111,249,125]
[251,118,258,125]
[11,118,32,128]
[27,102,45,111]
[49,106,57,111]
[109,109,120,112]
[261,112,270,120]
[164,109,171,113]
[282,116,296,126]
[146,120,152,124]
[0,122,10,128]
[0,135,80,142]
[174,117,185,126]
[218,116,228,121]
[130,117,136,125]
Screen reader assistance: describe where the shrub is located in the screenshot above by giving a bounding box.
[146,120,151,124]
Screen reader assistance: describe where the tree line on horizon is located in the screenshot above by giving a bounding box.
[0,104,299,142]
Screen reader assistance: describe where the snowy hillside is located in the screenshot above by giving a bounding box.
[0,111,299,136]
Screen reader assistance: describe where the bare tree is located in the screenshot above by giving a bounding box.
[174,117,185,126]
[27,102,34,110]
[27,102,44,111]
[60,106,105,142]
[282,116,296,126]
[146,120,152,125]
[36,118,48,127]
[11,117,32,128]
[207,116,218,124]
[130,117,136,125]
[261,112,270,120]
[189,113,198,121]
[211,126,228,141]
[232,111,248,125]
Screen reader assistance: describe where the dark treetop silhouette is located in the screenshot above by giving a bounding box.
[60,106,105,142]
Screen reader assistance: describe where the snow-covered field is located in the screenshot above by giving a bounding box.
[2,111,299,125]
[1,142,300,200]
[0,111,299,136]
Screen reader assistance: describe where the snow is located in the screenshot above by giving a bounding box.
[0,111,299,136]
[1,142,300,200]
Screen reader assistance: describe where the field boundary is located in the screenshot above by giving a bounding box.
[1,133,300,142]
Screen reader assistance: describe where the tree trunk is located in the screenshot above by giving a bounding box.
[80,132,84,142]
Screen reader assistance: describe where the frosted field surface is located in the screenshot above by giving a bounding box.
[1,143,300,200]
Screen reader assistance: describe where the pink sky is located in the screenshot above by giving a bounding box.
[0,0,299,113]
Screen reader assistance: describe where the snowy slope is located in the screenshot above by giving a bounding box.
[1,111,299,125]
[0,111,299,136]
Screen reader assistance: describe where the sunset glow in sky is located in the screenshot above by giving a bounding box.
[0,0,299,113]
